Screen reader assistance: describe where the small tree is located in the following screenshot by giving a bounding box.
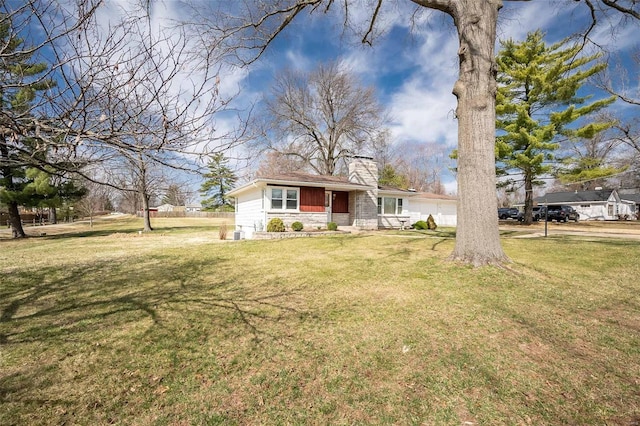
[496,31,615,224]
[200,153,237,211]
[23,168,86,224]
[378,164,410,189]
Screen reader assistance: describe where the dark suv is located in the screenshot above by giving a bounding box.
[545,205,579,222]
[498,207,520,220]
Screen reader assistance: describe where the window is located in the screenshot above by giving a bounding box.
[270,187,298,211]
[378,197,403,215]
[286,189,297,209]
[272,188,283,209]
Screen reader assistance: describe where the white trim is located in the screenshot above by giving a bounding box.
[377,196,405,216]
[268,186,300,212]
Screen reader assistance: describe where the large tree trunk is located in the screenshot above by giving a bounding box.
[449,0,508,265]
[523,172,534,225]
[7,201,26,238]
[0,139,27,238]
[141,192,153,232]
[49,207,57,225]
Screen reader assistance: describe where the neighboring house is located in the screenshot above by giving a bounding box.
[185,204,202,212]
[156,204,175,212]
[533,189,636,220]
[226,157,457,239]
[619,193,640,219]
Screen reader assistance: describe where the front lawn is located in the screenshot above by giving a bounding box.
[1,218,638,425]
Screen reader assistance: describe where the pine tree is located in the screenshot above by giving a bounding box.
[200,153,237,211]
[495,31,615,224]
[378,164,409,189]
[23,168,86,224]
[0,15,55,237]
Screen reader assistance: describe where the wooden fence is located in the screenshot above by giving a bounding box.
[137,211,235,219]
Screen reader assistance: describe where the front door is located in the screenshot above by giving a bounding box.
[325,191,332,223]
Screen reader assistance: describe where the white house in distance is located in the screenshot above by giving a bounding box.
[533,189,636,220]
[226,157,457,239]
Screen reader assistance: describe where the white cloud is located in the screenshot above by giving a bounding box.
[384,27,459,147]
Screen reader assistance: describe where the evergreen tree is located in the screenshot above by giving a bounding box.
[200,153,237,211]
[495,30,615,224]
[378,164,409,189]
[23,168,86,224]
[0,14,55,237]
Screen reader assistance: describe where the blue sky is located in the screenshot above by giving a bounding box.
[29,1,640,196]
[224,0,637,193]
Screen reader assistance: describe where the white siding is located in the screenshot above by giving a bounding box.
[235,188,265,239]
[408,199,457,226]
[574,204,608,220]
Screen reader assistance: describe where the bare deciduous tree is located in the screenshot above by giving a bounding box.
[392,141,449,194]
[596,48,640,187]
[74,179,114,228]
[255,151,308,176]
[258,60,387,176]
[1,1,249,236]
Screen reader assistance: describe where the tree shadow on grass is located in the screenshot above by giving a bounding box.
[0,255,306,346]
[0,253,310,422]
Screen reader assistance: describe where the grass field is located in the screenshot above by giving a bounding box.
[1,216,639,425]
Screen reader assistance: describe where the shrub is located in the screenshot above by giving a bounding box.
[291,221,304,231]
[218,222,228,240]
[327,222,338,231]
[412,220,428,230]
[427,214,438,230]
[267,218,286,232]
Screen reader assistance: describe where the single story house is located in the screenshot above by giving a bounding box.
[226,157,457,239]
[156,203,175,212]
[533,189,636,220]
[619,189,640,219]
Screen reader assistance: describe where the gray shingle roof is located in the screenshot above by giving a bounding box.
[621,193,640,202]
[534,190,614,204]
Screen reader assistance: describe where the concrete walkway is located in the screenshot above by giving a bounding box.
[500,221,640,240]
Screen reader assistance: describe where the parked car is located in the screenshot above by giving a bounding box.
[545,205,580,222]
[532,206,546,221]
[498,207,520,220]
[515,206,544,222]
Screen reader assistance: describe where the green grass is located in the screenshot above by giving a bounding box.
[1,217,639,425]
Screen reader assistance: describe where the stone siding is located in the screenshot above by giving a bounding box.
[266,212,328,231]
[253,230,350,240]
[378,215,412,229]
[348,157,379,229]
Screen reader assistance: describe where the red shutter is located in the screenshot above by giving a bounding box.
[300,187,325,212]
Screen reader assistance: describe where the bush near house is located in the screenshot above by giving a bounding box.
[327,222,338,231]
[291,221,304,231]
[427,214,438,230]
[413,220,428,230]
[218,222,228,240]
[267,218,285,232]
